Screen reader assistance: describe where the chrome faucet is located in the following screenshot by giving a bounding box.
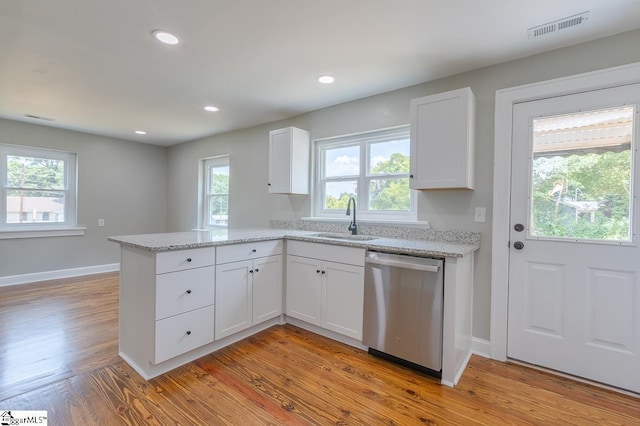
[346,195,357,235]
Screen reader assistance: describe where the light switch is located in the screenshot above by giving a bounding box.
[474,207,486,223]
[98,219,105,227]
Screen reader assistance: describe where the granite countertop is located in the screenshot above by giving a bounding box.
[108,228,478,258]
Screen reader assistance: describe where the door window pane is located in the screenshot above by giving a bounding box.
[530,106,634,241]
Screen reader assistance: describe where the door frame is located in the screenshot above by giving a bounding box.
[491,61,640,361]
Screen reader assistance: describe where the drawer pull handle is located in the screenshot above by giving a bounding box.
[186,289,192,294]
[186,258,192,263]
[186,330,191,335]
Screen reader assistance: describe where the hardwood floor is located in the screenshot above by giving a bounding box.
[1,274,638,425]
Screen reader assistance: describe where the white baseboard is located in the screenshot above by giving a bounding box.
[0,263,120,287]
[471,337,491,358]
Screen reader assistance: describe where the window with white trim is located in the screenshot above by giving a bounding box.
[201,156,229,228]
[314,126,415,221]
[1,144,77,229]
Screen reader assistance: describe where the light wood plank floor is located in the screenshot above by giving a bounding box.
[1,273,638,425]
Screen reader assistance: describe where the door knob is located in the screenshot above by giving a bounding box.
[513,241,524,250]
[514,223,524,232]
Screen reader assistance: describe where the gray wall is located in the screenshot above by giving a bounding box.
[168,28,640,341]
[0,119,168,277]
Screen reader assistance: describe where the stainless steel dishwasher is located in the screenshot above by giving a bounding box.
[363,251,444,376]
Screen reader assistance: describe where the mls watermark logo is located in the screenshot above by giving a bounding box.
[1,411,47,425]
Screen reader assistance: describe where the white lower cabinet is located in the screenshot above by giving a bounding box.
[286,241,365,340]
[215,260,253,339]
[322,261,364,339]
[253,255,284,323]
[118,246,216,375]
[155,305,216,364]
[215,241,283,341]
[286,255,323,324]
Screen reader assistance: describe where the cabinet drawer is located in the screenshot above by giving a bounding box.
[154,305,215,364]
[286,240,365,266]
[156,266,215,320]
[216,240,283,264]
[156,247,215,274]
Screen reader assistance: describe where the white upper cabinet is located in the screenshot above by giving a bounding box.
[410,87,476,190]
[268,127,310,194]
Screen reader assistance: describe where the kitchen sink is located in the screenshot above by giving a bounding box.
[309,232,378,241]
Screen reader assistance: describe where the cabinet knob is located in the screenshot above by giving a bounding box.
[249,269,254,274]
[186,330,192,335]
[268,183,271,186]
[321,270,326,274]
[251,249,257,253]
[186,258,192,263]
[316,269,321,274]
[410,174,414,178]
[254,268,259,273]
[186,289,192,294]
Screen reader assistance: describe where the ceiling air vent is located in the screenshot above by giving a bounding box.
[528,11,589,39]
[24,114,55,121]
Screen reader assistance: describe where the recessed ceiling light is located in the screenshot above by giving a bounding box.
[152,30,179,45]
[204,105,220,112]
[135,130,147,135]
[317,75,335,84]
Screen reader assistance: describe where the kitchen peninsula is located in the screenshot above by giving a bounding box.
[109,227,478,386]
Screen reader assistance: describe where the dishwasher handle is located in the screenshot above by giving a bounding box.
[365,252,441,272]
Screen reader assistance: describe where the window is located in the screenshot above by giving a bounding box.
[1,144,77,230]
[314,126,415,221]
[530,106,634,242]
[201,156,229,228]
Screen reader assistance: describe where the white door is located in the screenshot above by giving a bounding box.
[508,83,640,393]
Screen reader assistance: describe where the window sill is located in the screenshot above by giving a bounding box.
[0,226,87,240]
[301,217,429,229]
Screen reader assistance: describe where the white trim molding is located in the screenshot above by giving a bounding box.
[0,226,86,240]
[491,61,640,361]
[0,263,119,287]
[471,337,491,359]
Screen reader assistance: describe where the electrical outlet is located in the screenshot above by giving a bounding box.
[98,219,105,227]
[474,207,486,223]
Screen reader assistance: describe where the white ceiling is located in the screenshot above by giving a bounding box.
[2,1,640,147]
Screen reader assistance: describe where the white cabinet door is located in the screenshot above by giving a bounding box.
[215,260,252,340]
[253,255,283,324]
[410,87,475,190]
[322,261,365,340]
[268,127,310,194]
[286,255,322,325]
